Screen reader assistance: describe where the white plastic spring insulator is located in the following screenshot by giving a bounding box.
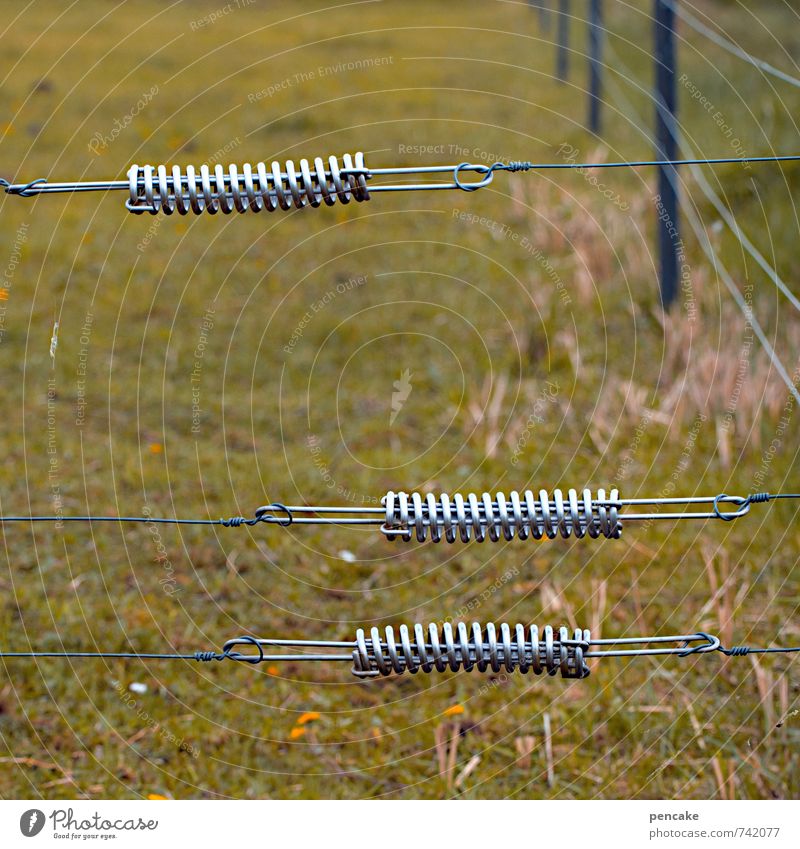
[351,622,591,679]
[126,152,370,215]
[380,488,622,543]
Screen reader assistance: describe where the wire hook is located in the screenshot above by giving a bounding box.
[220,635,266,664]
[254,503,293,527]
[452,162,495,192]
[712,493,751,521]
[677,632,722,656]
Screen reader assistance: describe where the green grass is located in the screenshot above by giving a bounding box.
[0,0,798,799]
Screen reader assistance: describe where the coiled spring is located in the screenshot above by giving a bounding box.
[381,489,622,542]
[126,152,370,215]
[351,622,591,679]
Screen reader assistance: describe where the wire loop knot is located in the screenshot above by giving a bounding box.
[452,161,535,193]
[452,162,495,192]
[219,636,266,664]
[254,503,293,527]
[677,632,722,656]
[712,493,752,521]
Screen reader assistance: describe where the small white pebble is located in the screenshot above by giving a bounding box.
[338,550,356,563]
[129,682,148,694]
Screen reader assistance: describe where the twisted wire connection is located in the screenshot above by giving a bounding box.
[4,152,799,216]
[1,626,796,682]
[1,490,797,544]
[0,176,47,196]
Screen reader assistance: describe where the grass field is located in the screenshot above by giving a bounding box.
[0,0,799,799]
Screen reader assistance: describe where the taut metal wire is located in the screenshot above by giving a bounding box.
[1,488,797,544]
[2,152,799,217]
[1,624,797,680]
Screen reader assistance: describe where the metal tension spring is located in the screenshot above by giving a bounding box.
[3,152,799,217]
[256,488,799,542]
[1,623,797,680]
[2,488,796,544]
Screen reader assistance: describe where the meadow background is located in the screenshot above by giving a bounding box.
[0,0,798,799]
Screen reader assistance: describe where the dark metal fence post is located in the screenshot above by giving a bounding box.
[556,0,569,82]
[539,1,550,33]
[588,0,603,132]
[654,0,679,308]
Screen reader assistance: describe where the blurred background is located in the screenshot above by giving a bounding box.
[0,0,798,799]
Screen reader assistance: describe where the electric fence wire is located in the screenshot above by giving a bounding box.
[0,8,795,694]
[602,39,800,406]
[0,624,797,680]
[2,154,800,216]
[0,488,797,543]
[663,0,800,90]
[0,524,792,669]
